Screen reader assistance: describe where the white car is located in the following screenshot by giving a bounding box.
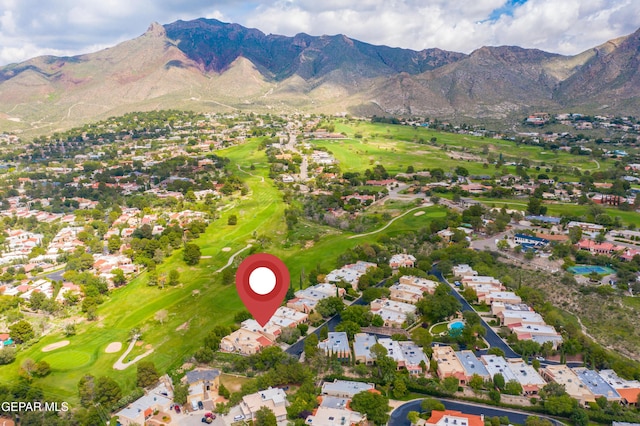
[233,414,245,421]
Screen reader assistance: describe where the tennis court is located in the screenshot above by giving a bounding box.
[568,265,616,275]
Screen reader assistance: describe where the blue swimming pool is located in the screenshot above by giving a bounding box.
[448,321,465,331]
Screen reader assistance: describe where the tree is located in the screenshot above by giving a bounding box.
[411,327,432,347]
[9,320,34,344]
[111,268,126,286]
[0,347,16,365]
[94,376,122,407]
[487,347,505,357]
[407,411,421,425]
[34,360,51,377]
[304,333,319,359]
[527,197,547,215]
[416,285,461,323]
[254,406,277,426]
[570,409,589,426]
[393,377,408,398]
[227,214,238,226]
[218,382,230,399]
[136,361,159,388]
[29,291,46,311]
[441,376,459,395]
[78,375,96,407]
[155,309,168,325]
[340,305,371,326]
[488,389,501,403]
[168,269,180,286]
[183,243,201,265]
[335,320,361,340]
[107,235,122,254]
[469,374,484,393]
[370,343,398,384]
[420,397,445,415]
[173,382,189,405]
[279,326,302,344]
[525,417,553,426]
[543,394,578,416]
[316,296,345,317]
[351,391,391,425]
[504,379,523,395]
[568,226,582,244]
[493,373,505,390]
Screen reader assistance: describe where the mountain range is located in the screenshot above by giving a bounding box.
[1,18,639,134]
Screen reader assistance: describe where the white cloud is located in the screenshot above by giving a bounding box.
[0,0,638,65]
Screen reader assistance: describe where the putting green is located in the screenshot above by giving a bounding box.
[41,350,92,370]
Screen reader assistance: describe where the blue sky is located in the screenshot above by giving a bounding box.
[0,0,638,65]
[487,0,529,20]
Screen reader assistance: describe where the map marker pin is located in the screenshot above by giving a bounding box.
[235,253,290,327]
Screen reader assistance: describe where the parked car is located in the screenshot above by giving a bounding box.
[174,405,181,413]
[198,400,204,410]
[191,400,199,411]
[234,414,245,421]
[204,412,215,419]
[201,417,213,424]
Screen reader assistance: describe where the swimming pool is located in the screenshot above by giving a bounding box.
[448,321,465,331]
[568,265,616,275]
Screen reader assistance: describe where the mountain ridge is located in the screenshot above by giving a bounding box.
[0,18,639,135]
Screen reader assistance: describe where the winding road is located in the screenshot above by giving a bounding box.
[389,398,561,426]
[348,204,432,239]
[215,244,253,273]
[236,164,265,182]
[113,337,154,370]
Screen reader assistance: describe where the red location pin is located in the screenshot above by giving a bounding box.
[236,253,290,327]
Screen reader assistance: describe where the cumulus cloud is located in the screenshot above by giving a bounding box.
[0,0,638,65]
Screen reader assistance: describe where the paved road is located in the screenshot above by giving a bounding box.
[432,270,519,359]
[389,398,561,426]
[286,279,387,358]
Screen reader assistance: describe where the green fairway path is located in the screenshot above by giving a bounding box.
[0,138,447,404]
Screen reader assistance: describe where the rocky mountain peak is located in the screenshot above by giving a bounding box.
[145,22,166,38]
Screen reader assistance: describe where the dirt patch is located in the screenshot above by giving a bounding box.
[176,321,189,331]
[304,240,315,249]
[145,344,152,350]
[105,342,122,353]
[135,341,143,347]
[42,340,70,352]
[201,255,212,259]
[221,247,231,252]
[413,211,426,217]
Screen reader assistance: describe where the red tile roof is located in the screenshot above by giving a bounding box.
[427,410,484,426]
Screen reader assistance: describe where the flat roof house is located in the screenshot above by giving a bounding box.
[318,332,351,361]
[573,367,621,403]
[116,382,173,426]
[599,369,640,405]
[240,387,288,422]
[353,333,377,365]
[432,345,466,383]
[540,365,596,406]
[321,380,375,399]
[454,350,490,382]
[507,359,546,395]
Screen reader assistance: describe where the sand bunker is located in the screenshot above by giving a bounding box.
[105,342,122,353]
[221,247,231,252]
[42,340,70,352]
[413,211,426,216]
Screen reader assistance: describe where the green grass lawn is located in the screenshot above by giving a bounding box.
[329,121,607,175]
[0,138,447,404]
[475,197,640,228]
